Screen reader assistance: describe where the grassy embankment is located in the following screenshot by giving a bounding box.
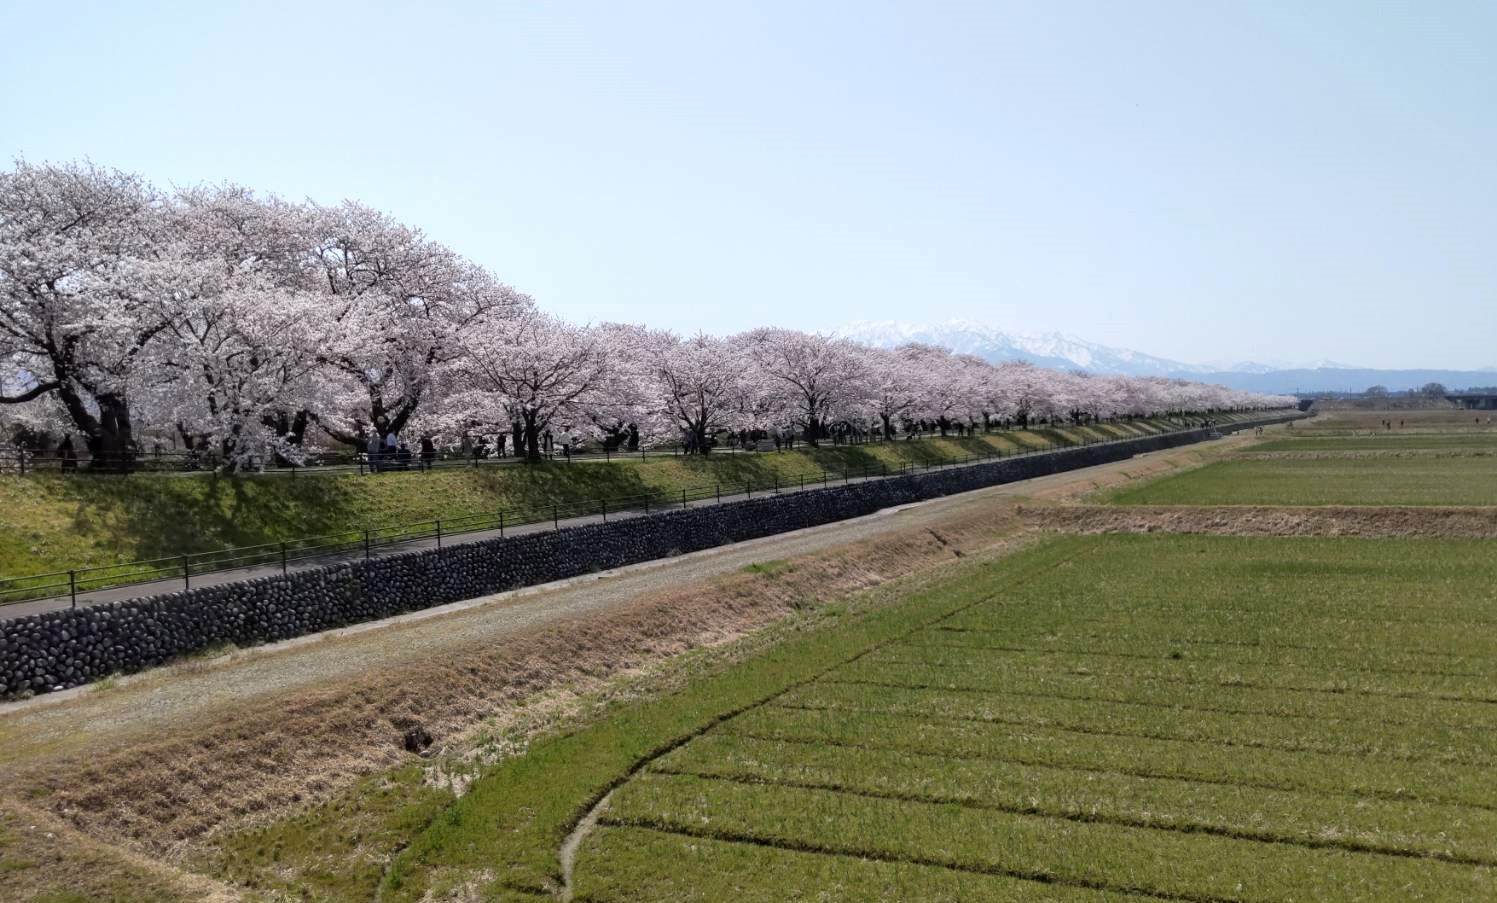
[0,418,1189,583]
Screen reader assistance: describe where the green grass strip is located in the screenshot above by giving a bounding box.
[775,681,1497,765]
[602,773,1495,903]
[572,825,1174,902]
[860,646,1497,704]
[718,706,1497,810]
[651,732,1497,864]
[827,659,1497,729]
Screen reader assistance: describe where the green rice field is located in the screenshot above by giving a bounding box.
[1253,433,1497,451]
[378,534,1497,902]
[1107,454,1497,506]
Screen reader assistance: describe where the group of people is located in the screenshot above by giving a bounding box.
[364,429,438,473]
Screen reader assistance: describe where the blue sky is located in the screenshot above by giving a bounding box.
[3,1,1494,369]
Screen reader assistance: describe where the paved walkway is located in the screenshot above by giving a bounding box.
[0,420,1279,621]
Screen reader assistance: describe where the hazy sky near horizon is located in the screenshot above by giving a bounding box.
[3,1,1494,370]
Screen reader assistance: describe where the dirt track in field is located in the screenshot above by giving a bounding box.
[1024,504,1497,538]
[0,437,1238,857]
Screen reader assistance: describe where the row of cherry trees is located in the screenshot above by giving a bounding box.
[0,161,1292,467]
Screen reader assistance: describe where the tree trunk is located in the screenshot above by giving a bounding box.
[523,414,542,461]
[91,393,135,472]
[53,382,135,472]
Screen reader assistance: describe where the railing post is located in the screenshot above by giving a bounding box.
[499,510,504,537]
[364,530,371,559]
[436,519,442,549]
[69,569,76,608]
[280,542,288,575]
[746,480,752,499]
[182,556,190,590]
[601,499,607,523]
[773,474,778,494]
[716,483,721,503]
[554,504,559,530]
[681,488,687,510]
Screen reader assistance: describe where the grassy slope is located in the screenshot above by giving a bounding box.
[0,420,1179,580]
[355,533,1497,902]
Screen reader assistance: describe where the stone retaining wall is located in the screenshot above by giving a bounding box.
[0,416,1296,696]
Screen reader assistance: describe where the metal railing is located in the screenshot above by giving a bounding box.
[0,413,1295,610]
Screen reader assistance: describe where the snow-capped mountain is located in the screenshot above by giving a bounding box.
[840,320,1497,394]
[841,319,1217,377]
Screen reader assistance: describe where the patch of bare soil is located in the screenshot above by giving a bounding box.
[11,504,1026,855]
[1023,504,1497,538]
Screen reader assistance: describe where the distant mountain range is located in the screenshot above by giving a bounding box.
[842,320,1496,395]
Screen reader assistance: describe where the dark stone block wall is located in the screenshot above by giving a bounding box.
[0,417,1296,697]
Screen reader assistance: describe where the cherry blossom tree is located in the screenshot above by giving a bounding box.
[0,160,171,466]
[301,201,530,448]
[741,328,868,446]
[444,309,612,460]
[141,184,330,467]
[0,159,1297,470]
[648,331,751,453]
[863,345,924,440]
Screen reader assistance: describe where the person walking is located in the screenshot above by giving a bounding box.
[58,435,77,472]
[420,434,436,470]
[365,431,382,473]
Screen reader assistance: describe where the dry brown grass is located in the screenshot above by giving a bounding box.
[1023,504,1497,538]
[11,502,1026,857]
[0,798,240,903]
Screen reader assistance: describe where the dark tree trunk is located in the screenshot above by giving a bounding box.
[523,413,542,461]
[54,381,135,472]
